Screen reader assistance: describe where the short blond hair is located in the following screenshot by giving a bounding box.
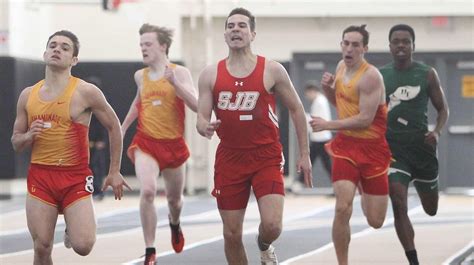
[139,23,174,56]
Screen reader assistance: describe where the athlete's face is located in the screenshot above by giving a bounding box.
[389,30,414,62]
[340,31,368,67]
[224,14,256,49]
[140,32,166,65]
[43,35,78,69]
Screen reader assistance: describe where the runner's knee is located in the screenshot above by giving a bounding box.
[33,239,53,256]
[166,193,183,209]
[223,227,243,244]
[260,220,282,238]
[167,198,182,210]
[140,186,156,202]
[72,236,95,256]
[334,202,353,221]
[366,215,385,229]
[420,193,438,216]
[422,202,438,216]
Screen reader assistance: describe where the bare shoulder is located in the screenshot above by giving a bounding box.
[427,66,440,82]
[263,59,293,93]
[265,59,286,73]
[76,79,104,100]
[134,68,145,84]
[201,63,218,76]
[199,63,218,85]
[174,64,190,73]
[174,64,192,77]
[358,65,383,92]
[17,86,34,105]
[365,65,383,81]
[335,60,344,72]
[19,85,34,98]
[265,59,289,83]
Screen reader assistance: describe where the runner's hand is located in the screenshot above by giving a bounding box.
[309,116,328,132]
[321,72,335,90]
[202,120,221,139]
[102,173,132,200]
[297,154,313,188]
[424,131,439,147]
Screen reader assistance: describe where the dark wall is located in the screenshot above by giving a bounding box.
[1,58,44,179]
[73,62,144,175]
[0,57,16,179]
[13,59,46,179]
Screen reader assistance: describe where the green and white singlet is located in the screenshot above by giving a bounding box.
[380,61,438,190]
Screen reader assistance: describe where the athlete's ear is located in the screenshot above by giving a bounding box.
[159,42,168,53]
[71,56,79,67]
[251,31,256,41]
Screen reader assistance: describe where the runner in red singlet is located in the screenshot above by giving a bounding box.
[196,8,312,265]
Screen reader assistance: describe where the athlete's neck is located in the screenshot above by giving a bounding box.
[394,58,413,71]
[148,57,169,73]
[227,46,255,62]
[226,51,257,77]
[344,59,365,82]
[345,59,365,76]
[44,67,71,92]
[146,58,169,81]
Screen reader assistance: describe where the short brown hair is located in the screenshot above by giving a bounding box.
[139,23,174,56]
[225,7,256,32]
[343,24,370,46]
[47,30,80,57]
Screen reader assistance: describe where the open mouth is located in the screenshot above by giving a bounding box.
[231,36,242,41]
[395,50,406,56]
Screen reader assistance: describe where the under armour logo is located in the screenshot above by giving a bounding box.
[235,81,243,86]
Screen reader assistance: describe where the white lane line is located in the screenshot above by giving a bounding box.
[0,209,27,236]
[0,198,205,235]
[0,209,25,218]
[280,205,424,265]
[0,207,139,237]
[0,200,216,258]
[122,204,335,265]
[442,240,474,265]
[0,196,202,236]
